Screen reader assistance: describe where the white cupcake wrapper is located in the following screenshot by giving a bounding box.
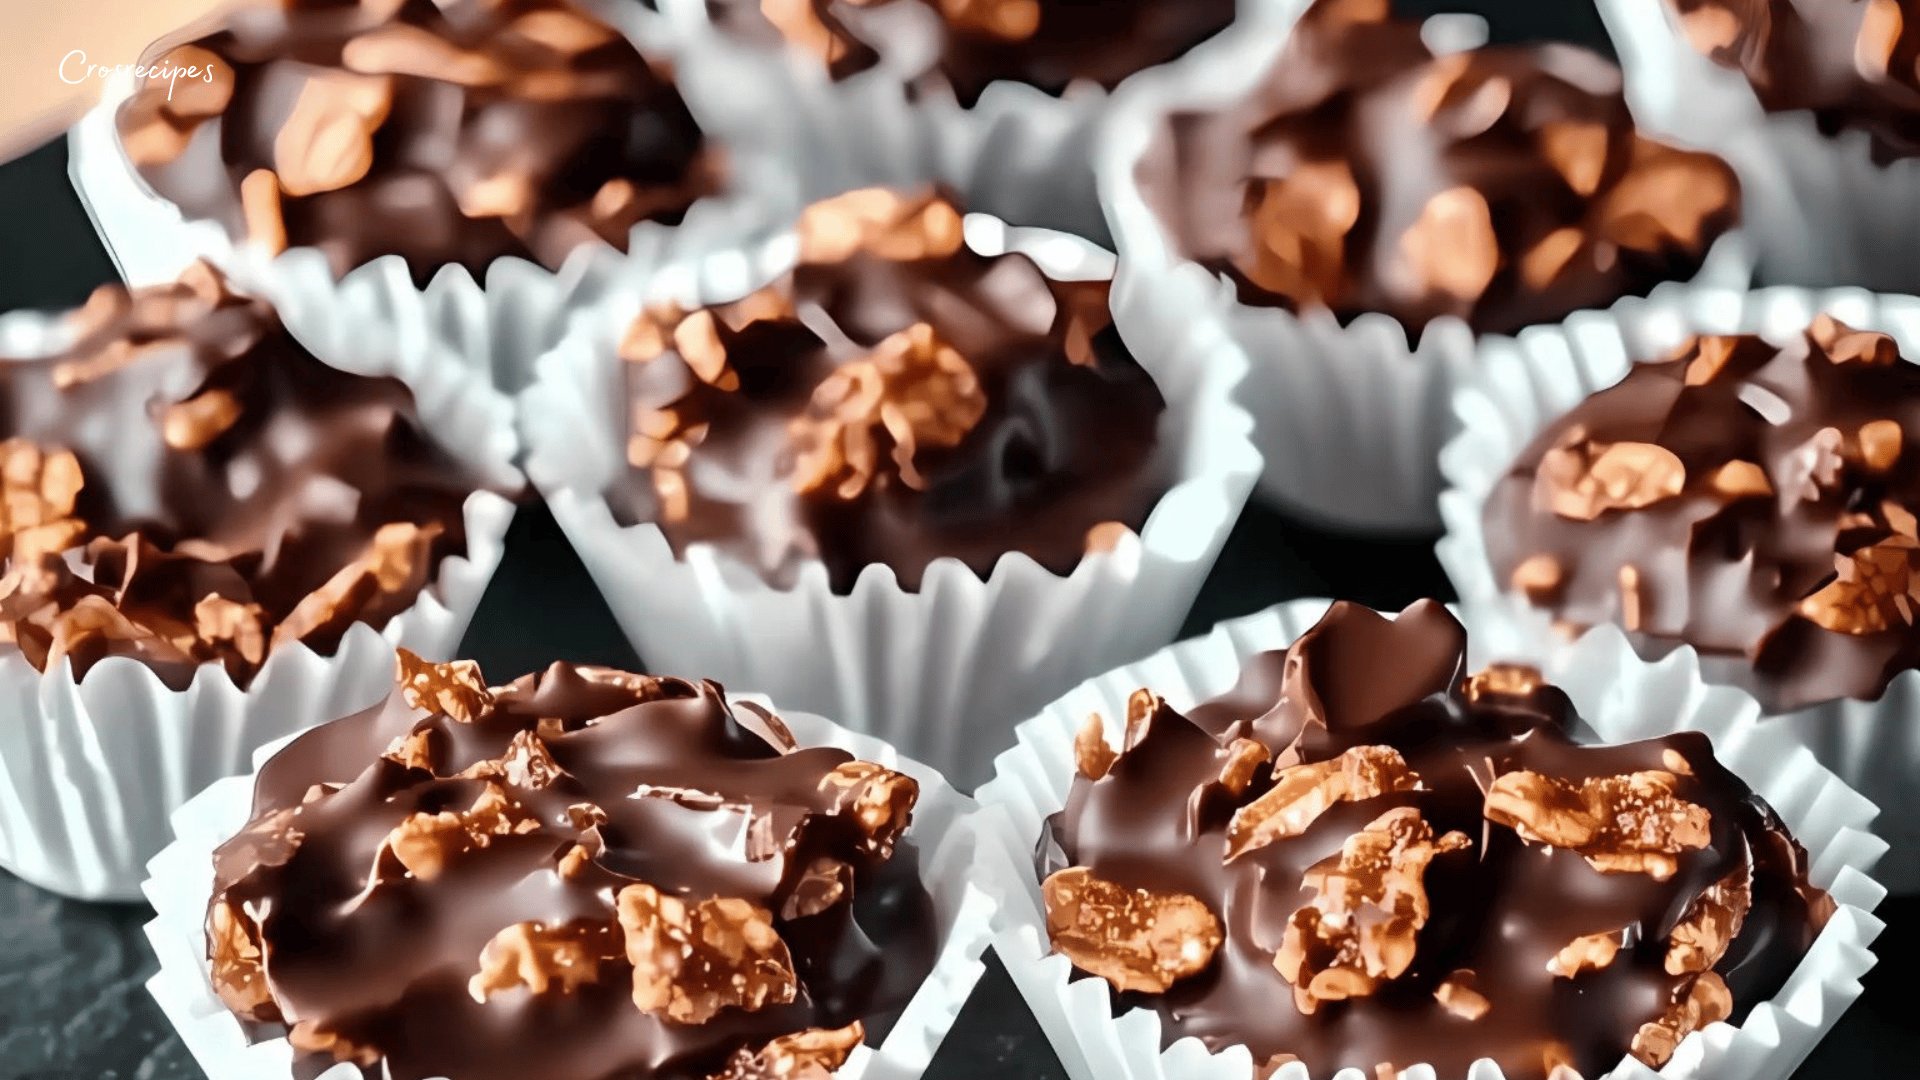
[1596,0,1920,292]
[653,0,1299,247]
[974,597,1887,1080]
[67,39,787,399]
[1095,0,1754,533]
[141,702,1000,1080]
[519,212,1261,792]
[0,304,520,901]
[1437,283,1920,892]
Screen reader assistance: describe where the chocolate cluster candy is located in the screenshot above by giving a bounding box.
[1669,0,1920,163]
[0,263,506,688]
[605,186,1168,593]
[120,0,721,283]
[715,0,1235,102]
[1138,0,1741,337]
[1039,601,1832,1080]
[1483,317,1920,711]
[206,652,939,1080]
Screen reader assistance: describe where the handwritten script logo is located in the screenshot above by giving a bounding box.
[60,50,220,99]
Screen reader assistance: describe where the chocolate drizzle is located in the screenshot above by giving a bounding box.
[1041,601,1831,1080]
[208,655,939,1080]
[120,0,722,283]
[1668,0,1920,163]
[1484,318,1920,711]
[1139,0,1741,336]
[0,264,506,688]
[603,187,1168,593]
[714,0,1237,102]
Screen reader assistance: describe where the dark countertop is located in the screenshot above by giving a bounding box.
[0,2,1913,1077]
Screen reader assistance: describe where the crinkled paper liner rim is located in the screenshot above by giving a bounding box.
[66,2,792,400]
[141,704,1000,1080]
[1093,0,1754,533]
[1438,283,1920,892]
[973,597,1887,1080]
[0,303,520,900]
[517,212,1262,790]
[1595,0,1920,292]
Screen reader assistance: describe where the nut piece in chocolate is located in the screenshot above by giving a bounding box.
[1038,600,1833,1080]
[204,656,939,1080]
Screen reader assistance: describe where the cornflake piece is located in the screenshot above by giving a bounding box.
[1666,864,1753,975]
[499,729,563,789]
[797,188,965,265]
[1546,928,1625,978]
[385,782,536,880]
[395,647,494,722]
[382,727,438,772]
[467,919,619,1002]
[1434,969,1490,1020]
[1683,335,1738,385]
[1075,712,1119,780]
[207,899,274,1017]
[937,0,1041,38]
[1510,554,1565,603]
[1463,663,1545,703]
[1400,187,1499,303]
[1810,315,1899,367]
[782,856,854,920]
[1484,769,1711,880]
[1274,806,1471,1013]
[789,323,987,501]
[1536,432,1686,521]
[1241,161,1362,307]
[1225,745,1421,861]
[288,1020,380,1067]
[1215,738,1272,797]
[161,388,243,451]
[710,1021,865,1080]
[1858,419,1904,473]
[273,523,438,649]
[1799,541,1920,635]
[272,70,393,197]
[0,440,86,564]
[1630,972,1733,1068]
[1709,460,1773,499]
[818,760,918,856]
[616,883,797,1024]
[194,595,268,667]
[1042,867,1223,994]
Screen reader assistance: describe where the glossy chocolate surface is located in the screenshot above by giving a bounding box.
[207,656,939,1080]
[1484,319,1920,711]
[120,0,720,283]
[0,264,502,688]
[604,188,1168,593]
[714,0,1236,102]
[1140,0,1740,336]
[1669,0,1920,162]
[1040,601,1831,1079]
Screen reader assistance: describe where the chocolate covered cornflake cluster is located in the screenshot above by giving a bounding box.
[713,0,1236,101]
[1140,0,1741,336]
[1668,0,1920,163]
[1485,316,1920,710]
[0,263,502,688]
[119,0,722,282]
[207,652,940,1080]
[606,186,1168,593]
[1040,601,1832,1080]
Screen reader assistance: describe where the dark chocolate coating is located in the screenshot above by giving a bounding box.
[122,0,719,284]
[1668,0,1920,163]
[0,267,504,687]
[1139,0,1740,336]
[1483,323,1920,711]
[710,0,1235,103]
[210,662,939,1080]
[1042,601,1832,1080]
[603,211,1168,594]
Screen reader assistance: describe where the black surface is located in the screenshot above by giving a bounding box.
[0,2,1913,1077]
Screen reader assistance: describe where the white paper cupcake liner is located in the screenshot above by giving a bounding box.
[974,597,1887,1080]
[142,701,999,1080]
[66,24,788,400]
[1094,0,1754,533]
[0,306,519,901]
[1437,283,1920,892]
[652,0,1301,247]
[519,211,1261,792]
[1596,0,1920,292]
